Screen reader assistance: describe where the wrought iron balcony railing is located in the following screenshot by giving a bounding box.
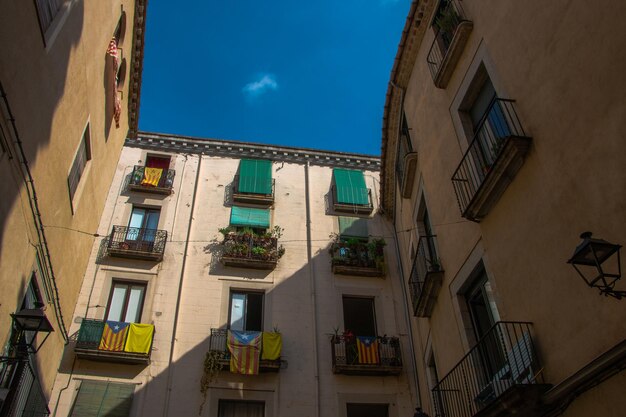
[232,175,275,205]
[427,0,473,88]
[451,98,532,222]
[208,328,281,372]
[221,233,282,270]
[330,239,385,277]
[106,225,167,261]
[408,235,444,317]
[128,165,175,194]
[74,319,154,365]
[331,335,402,376]
[331,185,374,215]
[0,358,49,417]
[431,322,549,417]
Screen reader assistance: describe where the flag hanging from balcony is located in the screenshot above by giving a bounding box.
[106,37,121,128]
[124,323,155,354]
[261,332,282,360]
[141,167,163,187]
[356,336,380,364]
[227,330,261,375]
[99,321,129,351]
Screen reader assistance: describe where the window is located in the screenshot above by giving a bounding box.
[218,400,265,417]
[127,207,160,240]
[338,216,369,239]
[343,296,377,337]
[427,351,444,416]
[346,403,389,417]
[396,112,413,178]
[105,281,146,323]
[237,159,273,196]
[229,291,264,332]
[34,0,62,34]
[416,196,437,267]
[230,206,270,230]
[333,168,370,206]
[68,123,91,204]
[69,380,134,417]
[22,273,44,310]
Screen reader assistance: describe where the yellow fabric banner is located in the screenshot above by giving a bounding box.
[124,323,154,354]
[261,332,282,360]
[141,167,163,187]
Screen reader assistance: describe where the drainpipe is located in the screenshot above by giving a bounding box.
[304,162,321,417]
[162,154,202,417]
[389,80,423,408]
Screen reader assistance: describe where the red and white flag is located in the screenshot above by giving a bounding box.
[106,37,121,128]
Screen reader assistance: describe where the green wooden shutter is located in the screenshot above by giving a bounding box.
[70,381,134,417]
[338,216,369,238]
[77,319,105,349]
[238,159,273,195]
[230,206,270,228]
[333,169,369,205]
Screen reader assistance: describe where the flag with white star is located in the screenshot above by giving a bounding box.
[99,321,130,351]
[356,336,380,364]
[227,330,262,375]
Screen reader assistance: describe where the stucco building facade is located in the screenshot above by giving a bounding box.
[48,132,419,417]
[0,0,146,414]
[381,1,626,416]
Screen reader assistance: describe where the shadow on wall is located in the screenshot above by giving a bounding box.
[51,235,404,416]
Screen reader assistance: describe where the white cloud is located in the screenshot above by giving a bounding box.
[242,74,278,98]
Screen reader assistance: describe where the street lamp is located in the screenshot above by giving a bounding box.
[567,232,624,300]
[10,308,54,353]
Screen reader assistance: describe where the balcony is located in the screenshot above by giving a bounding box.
[332,185,374,215]
[331,335,402,376]
[208,329,281,372]
[221,232,283,270]
[330,239,385,277]
[232,175,275,206]
[408,236,444,317]
[106,226,167,261]
[74,319,154,365]
[128,165,175,194]
[432,322,550,417]
[451,99,532,222]
[427,0,473,89]
[0,358,49,416]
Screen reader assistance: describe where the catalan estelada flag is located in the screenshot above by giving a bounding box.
[124,323,155,354]
[227,330,262,375]
[99,321,129,351]
[356,336,379,364]
[141,167,163,187]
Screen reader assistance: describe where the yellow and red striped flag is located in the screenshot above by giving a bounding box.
[227,330,262,375]
[106,37,121,128]
[356,336,380,364]
[99,321,129,351]
[141,167,163,187]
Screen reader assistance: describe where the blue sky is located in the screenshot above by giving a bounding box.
[139,0,409,155]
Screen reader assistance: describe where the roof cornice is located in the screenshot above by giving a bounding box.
[127,132,381,171]
[127,0,147,139]
[380,0,436,216]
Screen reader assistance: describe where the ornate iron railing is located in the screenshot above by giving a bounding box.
[330,335,402,372]
[129,165,175,191]
[0,357,49,417]
[427,0,469,80]
[408,235,441,312]
[431,322,543,417]
[451,98,526,216]
[107,225,167,258]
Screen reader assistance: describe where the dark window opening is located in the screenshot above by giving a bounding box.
[145,155,171,170]
[343,296,377,337]
[68,124,92,204]
[229,291,264,332]
[218,400,265,417]
[346,403,389,417]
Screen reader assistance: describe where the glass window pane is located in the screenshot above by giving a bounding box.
[230,293,246,331]
[107,284,128,322]
[123,285,145,323]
